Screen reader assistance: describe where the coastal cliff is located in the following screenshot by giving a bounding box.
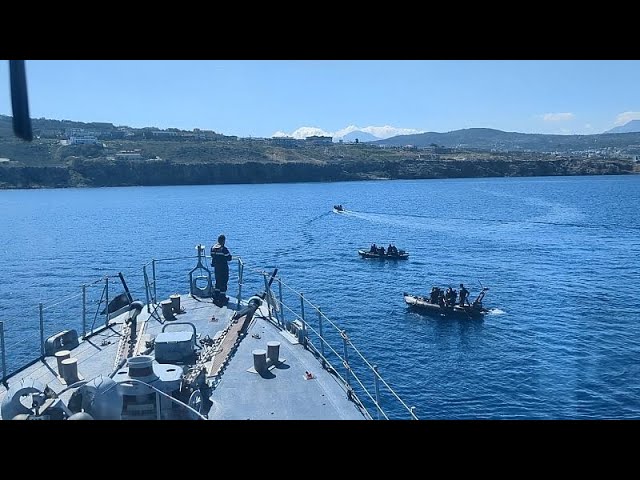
[0,115,638,189]
[0,156,635,189]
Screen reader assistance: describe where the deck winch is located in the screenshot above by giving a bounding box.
[114,355,182,420]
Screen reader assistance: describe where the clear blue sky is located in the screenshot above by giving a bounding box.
[1,60,639,137]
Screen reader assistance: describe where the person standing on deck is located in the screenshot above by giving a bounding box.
[211,234,232,294]
[459,284,470,306]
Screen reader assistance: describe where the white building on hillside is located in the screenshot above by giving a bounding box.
[115,150,143,160]
[69,135,99,145]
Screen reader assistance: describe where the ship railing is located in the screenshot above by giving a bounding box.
[141,256,417,419]
[0,253,247,387]
[142,254,250,311]
[2,256,418,420]
[0,321,6,386]
[0,274,134,386]
[254,269,419,420]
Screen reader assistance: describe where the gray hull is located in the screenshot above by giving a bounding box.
[404,293,486,319]
[358,250,409,260]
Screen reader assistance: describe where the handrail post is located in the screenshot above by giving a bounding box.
[262,272,274,323]
[373,364,381,420]
[39,303,45,357]
[410,406,417,420]
[342,329,350,390]
[151,259,157,303]
[236,259,243,309]
[82,284,87,339]
[143,265,151,313]
[271,278,281,326]
[104,276,110,327]
[318,307,326,367]
[272,289,281,326]
[299,293,307,347]
[278,278,285,328]
[0,321,6,382]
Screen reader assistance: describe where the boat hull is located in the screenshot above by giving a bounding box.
[403,293,486,318]
[358,250,409,260]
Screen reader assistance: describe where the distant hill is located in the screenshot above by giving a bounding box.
[373,127,640,152]
[606,120,640,134]
[0,114,116,134]
[0,114,229,142]
[336,131,378,143]
[2,112,637,189]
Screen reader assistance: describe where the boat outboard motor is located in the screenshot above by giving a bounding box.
[67,375,123,420]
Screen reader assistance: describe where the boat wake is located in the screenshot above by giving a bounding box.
[305,211,332,224]
[487,308,506,315]
[332,208,640,231]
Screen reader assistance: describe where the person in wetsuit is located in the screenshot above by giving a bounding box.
[430,287,439,304]
[445,287,453,307]
[459,283,470,306]
[211,234,232,294]
[438,290,445,308]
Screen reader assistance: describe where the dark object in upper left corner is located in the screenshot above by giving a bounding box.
[9,60,33,142]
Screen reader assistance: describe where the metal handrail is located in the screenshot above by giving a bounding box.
[147,257,416,419]
[40,291,84,311]
[1,253,417,420]
[0,321,6,385]
[0,273,121,384]
[119,378,207,420]
[347,334,418,417]
[265,273,418,420]
[303,321,387,419]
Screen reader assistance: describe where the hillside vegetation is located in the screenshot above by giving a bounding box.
[0,115,637,189]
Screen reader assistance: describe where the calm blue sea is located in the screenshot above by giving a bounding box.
[1,175,639,419]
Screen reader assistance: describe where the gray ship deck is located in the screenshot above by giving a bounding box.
[208,312,363,420]
[1,294,365,420]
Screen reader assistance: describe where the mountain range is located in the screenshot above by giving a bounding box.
[605,120,640,134]
[3,114,640,154]
[339,120,640,151]
[371,126,640,152]
[336,130,379,142]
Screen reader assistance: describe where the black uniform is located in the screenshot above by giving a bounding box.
[211,243,232,293]
[459,285,469,306]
